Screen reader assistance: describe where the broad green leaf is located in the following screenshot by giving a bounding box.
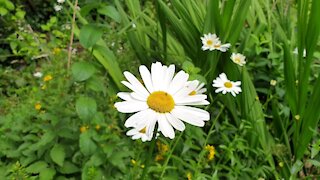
[76,96,97,121]
[86,76,106,94]
[79,24,103,48]
[26,161,48,173]
[40,168,56,180]
[58,161,80,174]
[50,144,65,167]
[290,160,303,175]
[36,131,56,148]
[98,5,121,23]
[79,132,97,156]
[71,62,96,82]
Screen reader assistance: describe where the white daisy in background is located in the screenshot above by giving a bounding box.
[114,62,210,140]
[57,0,65,3]
[33,72,43,78]
[293,47,306,57]
[230,53,246,66]
[201,33,231,52]
[54,5,63,12]
[212,73,241,97]
[187,80,206,95]
[126,126,152,142]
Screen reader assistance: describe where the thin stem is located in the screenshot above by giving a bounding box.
[159,131,183,178]
[67,0,78,70]
[140,138,156,180]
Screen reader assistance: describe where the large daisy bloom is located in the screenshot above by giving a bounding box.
[201,33,231,52]
[212,73,241,97]
[114,62,210,140]
[230,53,246,66]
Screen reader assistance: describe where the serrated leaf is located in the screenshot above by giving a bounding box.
[71,62,96,82]
[39,168,56,180]
[79,24,103,48]
[36,131,56,148]
[26,161,48,173]
[50,144,65,167]
[98,5,121,23]
[76,96,97,121]
[79,132,97,156]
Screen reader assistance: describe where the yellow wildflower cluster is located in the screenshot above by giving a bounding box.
[205,144,215,161]
[155,141,169,162]
[80,125,89,133]
[35,102,41,110]
[43,75,53,82]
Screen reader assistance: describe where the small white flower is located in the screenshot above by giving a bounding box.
[132,23,136,28]
[54,5,63,12]
[126,126,152,142]
[201,33,231,52]
[212,73,241,97]
[115,62,210,140]
[230,53,246,66]
[33,72,43,78]
[187,80,206,95]
[57,0,65,3]
[293,47,306,57]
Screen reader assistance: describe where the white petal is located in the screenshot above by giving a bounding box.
[177,100,210,106]
[126,129,138,136]
[114,101,148,113]
[139,65,154,93]
[123,71,150,97]
[168,70,189,95]
[151,62,163,91]
[165,113,185,131]
[117,92,132,101]
[146,114,157,138]
[130,92,146,101]
[163,65,175,91]
[175,95,207,105]
[171,108,205,127]
[158,114,175,139]
[124,109,153,127]
[175,106,210,120]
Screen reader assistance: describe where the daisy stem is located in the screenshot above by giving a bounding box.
[159,131,183,178]
[141,138,156,180]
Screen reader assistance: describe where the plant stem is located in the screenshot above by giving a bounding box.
[140,136,156,180]
[67,0,78,70]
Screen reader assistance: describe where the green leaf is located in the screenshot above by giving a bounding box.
[40,168,56,180]
[79,132,97,156]
[86,76,106,94]
[26,161,48,173]
[71,62,96,82]
[76,96,97,121]
[58,161,80,174]
[79,24,103,48]
[0,7,8,16]
[98,5,121,23]
[36,131,56,148]
[290,160,303,175]
[50,144,65,167]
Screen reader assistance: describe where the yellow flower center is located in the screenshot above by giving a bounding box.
[139,127,146,134]
[147,91,174,113]
[189,90,197,95]
[234,57,241,63]
[224,82,233,88]
[207,40,213,45]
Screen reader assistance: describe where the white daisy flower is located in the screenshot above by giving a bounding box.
[114,62,210,140]
[293,47,306,57]
[187,80,206,95]
[126,126,152,142]
[201,33,231,52]
[230,53,246,66]
[212,73,241,97]
[33,72,43,78]
[54,5,63,12]
[57,0,65,3]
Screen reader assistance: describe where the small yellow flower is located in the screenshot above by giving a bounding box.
[157,141,169,154]
[205,145,215,161]
[131,159,137,165]
[43,75,53,82]
[95,125,101,131]
[53,48,61,55]
[186,172,192,180]
[35,103,41,110]
[155,154,164,162]
[140,164,145,168]
[80,126,88,133]
[294,115,300,121]
[279,162,284,167]
[270,79,277,86]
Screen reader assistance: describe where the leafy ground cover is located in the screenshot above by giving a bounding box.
[1,0,320,179]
